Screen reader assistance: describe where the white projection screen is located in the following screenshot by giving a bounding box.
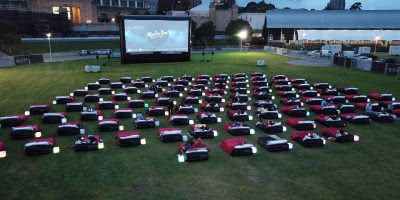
[120,15,191,64]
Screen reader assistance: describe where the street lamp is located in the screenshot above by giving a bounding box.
[237,30,248,52]
[374,36,380,55]
[46,33,53,62]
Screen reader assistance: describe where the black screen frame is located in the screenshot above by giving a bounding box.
[119,15,191,64]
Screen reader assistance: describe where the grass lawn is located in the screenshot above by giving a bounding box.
[7,41,120,55]
[0,52,399,200]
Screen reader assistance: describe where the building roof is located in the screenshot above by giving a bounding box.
[239,13,265,30]
[266,9,400,30]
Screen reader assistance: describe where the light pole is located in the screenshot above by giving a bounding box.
[374,36,380,55]
[237,30,248,52]
[46,33,53,62]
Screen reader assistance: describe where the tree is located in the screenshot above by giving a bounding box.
[350,2,362,10]
[241,1,275,13]
[194,21,216,46]
[225,19,253,40]
[245,2,258,13]
[257,1,275,12]
[262,17,268,42]
[0,21,21,54]
[324,3,334,10]
[190,19,197,37]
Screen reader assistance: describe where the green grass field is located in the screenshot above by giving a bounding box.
[0,52,399,200]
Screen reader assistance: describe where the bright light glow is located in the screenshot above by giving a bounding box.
[140,138,147,145]
[222,99,226,103]
[251,146,257,154]
[100,98,104,101]
[127,97,131,100]
[179,93,183,97]
[119,125,124,131]
[53,147,60,154]
[249,115,253,121]
[313,123,317,129]
[69,92,74,97]
[132,113,136,119]
[288,143,294,150]
[178,154,185,162]
[247,90,250,94]
[46,33,52,38]
[217,118,222,123]
[354,135,360,142]
[189,120,194,125]
[98,143,104,149]
[165,111,169,116]
[375,36,381,41]
[25,111,30,116]
[220,107,225,112]
[138,89,142,93]
[173,101,177,105]
[278,113,282,119]
[237,30,248,40]
[155,94,159,98]
[0,151,6,158]
[306,111,310,116]
[283,126,287,132]
[247,106,251,111]
[98,116,103,120]
[111,17,116,23]
[272,96,275,100]
[194,108,199,113]
[199,100,203,104]
[35,132,42,138]
[213,130,218,137]
[52,100,56,105]
[115,105,120,109]
[322,138,326,145]
[86,20,92,24]
[182,135,188,142]
[61,118,67,123]
[250,129,256,135]
[80,129,85,134]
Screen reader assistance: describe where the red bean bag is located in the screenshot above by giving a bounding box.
[228,110,253,121]
[368,93,395,101]
[0,141,6,158]
[315,114,346,128]
[291,132,325,147]
[219,138,257,156]
[116,131,146,147]
[158,128,183,143]
[310,105,339,115]
[74,134,104,152]
[285,118,317,130]
[190,124,218,138]
[224,122,255,136]
[281,106,309,117]
[24,138,59,156]
[320,128,360,143]
[340,113,371,125]
[178,140,209,162]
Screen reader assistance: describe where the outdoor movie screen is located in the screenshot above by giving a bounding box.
[124,19,189,53]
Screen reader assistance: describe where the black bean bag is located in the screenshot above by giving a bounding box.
[256,122,286,134]
[141,76,154,83]
[200,102,223,113]
[258,135,293,152]
[54,96,74,104]
[281,106,309,117]
[29,104,51,115]
[11,124,42,139]
[340,113,372,125]
[190,124,217,138]
[141,90,157,99]
[114,108,134,118]
[188,88,203,97]
[230,94,250,102]
[74,134,104,152]
[257,109,282,120]
[183,96,201,104]
[254,100,277,110]
[98,119,122,132]
[157,97,171,106]
[338,104,356,114]
[367,112,394,123]
[135,116,157,129]
[116,131,146,147]
[87,82,101,90]
[129,99,145,108]
[197,112,221,124]
[57,122,84,136]
[80,110,103,121]
[169,114,194,126]
[120,77,132,84]
[205,94,225,103]
[291,132,325,148]
[176,104,196,114]
[133,80,146,88]
[66,102,84,112]
[0,115,28,127]
[98,78,110,85]
[84,94,101,103]
[42,112,67,124]
[156,80,169,87]
[110,82,123,89]
[228,110,253,121]
[321,128,360,143]
[98,88,112,95]
[315,115,346,128]
[178,140,209,162]
[112,93,130,101]
[24,138,59,156]
[226,102,251,111]
[73,89,88,97]
[147,106,167,116]
[223,122,255,136]
[98,100,117,110]
[158,128,183,143]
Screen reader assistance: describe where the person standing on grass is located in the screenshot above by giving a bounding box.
[168,100,174,116]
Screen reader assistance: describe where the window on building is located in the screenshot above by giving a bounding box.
[121,0,128,7]
[137,1,144,8]
[103,0,110,6]
[52,6,60,14]
[112,0,119,7]
[128,1,136,7]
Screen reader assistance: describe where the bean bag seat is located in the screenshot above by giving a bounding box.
[293,83,313,90]
[389,102,400,112]
[231,81,249,89]
[338,104,356,114]
[54,96,74,104]
[290,78,306,85]
[178,140,209,162]
[291,132,325,147]
[57,122,84,136]
[147,106,168,116]
[114,108,134,118]
[355,102,368,110]
[233,73,247,78]
[190,124,218,138]
[273,80,291,86]
[0,141,6,158]
[231,94,250,102]
[87,82,101,90]
[29,104,51,115]
[163,89,181,97]
[110,82,124,89]
[251,80,268,87]
[74,134,104,152]
[230,88,248,95]
[312,83,332,90]
[98,78,110,85]
[254,100,277,110]
[158,128,183,142]
[66,102,84,112]
[84,94,101,102]
[160,76,175,82]
[340,113,371,125]
[303,97,323,106]
[315,114,346,128]
[129,99,145,108]
[141,90,157,99]
[253,86,271,93]
[132,80,146,88]
[274,85,293,92]
[169,114,194,126]
[250,76,266,81]
[197,74,211,80]
[277,91,298,99]
[215,73,229,80]
[391,109,400,118]
[98,100,117,110]
[257,108,282,120]
[24,138,59,156]
[231,77,246,83]
[228,110,253,121]
[124,87,139,94]
[157,97,171,106]
[176,104,196,114]
[197,112,221,124]
[141,76,154,83]
[120,77,132,84]
[80,110,102,121]
[223,122,255,136]
[285,118,317,130]
[271,74,287,81]
[0,114,28,127]
[281,106,309,117]
[368,93,395,101]
[219,138,257,156]
[300,90,319,98]
[250,72,265,78]
[188,88,203,97]
[98,118,123,132]
[210,88,227,95]
[256,121,287,134]
[338,87,359,95]
[135,114,158,128]
[116,131,146,147]
[72,89,88,97]
[42,112,67,124]
[205,94,225,103]
[195,78,209,85]
[183,96,201,104]
[175,78,190,86]
[214,78,228,85]
[280,98,303,106]
[98,88,112,95]
[321,128,360,143]
[11,125,42,139]
[258,135,293,152]
[113,93,130,101]
[310,105,339,115]
[367,112,394,123]
[320,89,339,96]
[155,80,169,87]
[192,84,207,90]
[346,95,370,103]
[200,102,223,113]
[253,92,274,101]
[226,101,251,111]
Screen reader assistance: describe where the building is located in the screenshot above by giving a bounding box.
[328,0,346,10]
[239,13,265,31]
[94,0,149,22]
[191,0,202,8]
[0,0,28,10]
[265,9,400,43]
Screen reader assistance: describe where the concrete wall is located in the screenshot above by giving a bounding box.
[209,5,238,32]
